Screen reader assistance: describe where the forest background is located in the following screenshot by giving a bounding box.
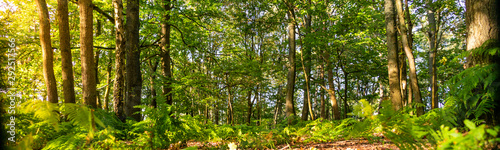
[0,0,499,149]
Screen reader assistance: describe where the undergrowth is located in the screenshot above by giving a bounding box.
[4,42,500,150]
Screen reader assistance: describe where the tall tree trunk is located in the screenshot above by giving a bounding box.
[57,0,75,103]
[427,0,438,109]
[36,0,58,103]
[324,50,341,120]
[395,0,423,115]
[247,89,253,125]
[465,0,499,125]
[225,73,234,126]
[384,0,403,110]
[285,7,297,124]
[113,0,126,122]
[320,61,326,119]
[466,0,499,67]
[79,0,96,107]
[343,72,348,119]
[274,85,283,125]
[95,19,102,109]
[103,56,112,110]
[161,0,173,106]
[301,3,314,121]
[125,0,142,121]
[399,47,407,106]
[257,86,261,125]
[149,60,159,108]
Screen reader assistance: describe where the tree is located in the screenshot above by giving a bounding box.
[300,1,314,121]
[427,0,438,109]
[395,0,423,115]
[161,0,173,106]
[113,0,126,121]
[465,0,498,67]
[103,56,113,110]
[319,61,326,119]
[384,0,403,110]
[36,0,58,103]
[57,0,76,104]
[80,0,97,107]
[125,0,142,121]
[285,2,297,124]
[324,49,341,120]
[465,0,499,124]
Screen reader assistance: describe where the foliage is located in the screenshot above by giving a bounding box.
[429,120,500,150]
[446,40,500,125]
[2,0,499,149]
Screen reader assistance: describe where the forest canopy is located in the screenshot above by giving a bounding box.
[0,0,499,149]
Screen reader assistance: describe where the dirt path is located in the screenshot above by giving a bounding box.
[275,139,398,150]
[185,139,399,150]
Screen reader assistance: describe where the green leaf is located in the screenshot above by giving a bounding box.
[486,129,497,137]
[464,120,476,130]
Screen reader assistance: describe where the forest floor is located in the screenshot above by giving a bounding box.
[274,139,400,150]
[184,139,404,150]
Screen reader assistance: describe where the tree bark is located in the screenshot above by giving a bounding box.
[465,0,499,125]
[125,0,142,121]
[113,0,126,122]
[79,0,97,107]
[320,61,326,119]
[301,3,314,121]
[103,56,112,110]
[395,0,423,115]
[324,50,341,120]
[95,19,102,109]
[37,0,58,103]
[399,42,407,106]
[426,0,438,109]
[384,0,403,110]
[343,72,348,119]
[57,0,75,104]
[465,0,499,58]
[225,73,234,126]
[149,60,159,108]
[285,5,297,124]
[161,0,174,106]
[247,89,253,125]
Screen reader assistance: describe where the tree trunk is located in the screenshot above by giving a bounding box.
[149,60,159,108]
[215,102,219,125]
[320,61,326,119]
[399,47,407,106]
[57,0,75,104]
[103,56,112,110]
[324,50,341,120]
[113,0,126,122]
[465,0,499,125]
[226,73,234,126]
[285,7,297,124]
[95,19,102,109]
[301,7,314,121]
[161,0,174,106]
[274,85,283,125]
[395,0,423,115]
[36,0,58,103]
[466,0,499,66]
[425,0,439,110]
[247,89,253,125]
[125,0,142,121]
[343,72,348,119]
[79,0,96,107]
[257,87,261,125]
[384,0,403,110]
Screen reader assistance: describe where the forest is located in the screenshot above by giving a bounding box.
[0,0,499,149]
